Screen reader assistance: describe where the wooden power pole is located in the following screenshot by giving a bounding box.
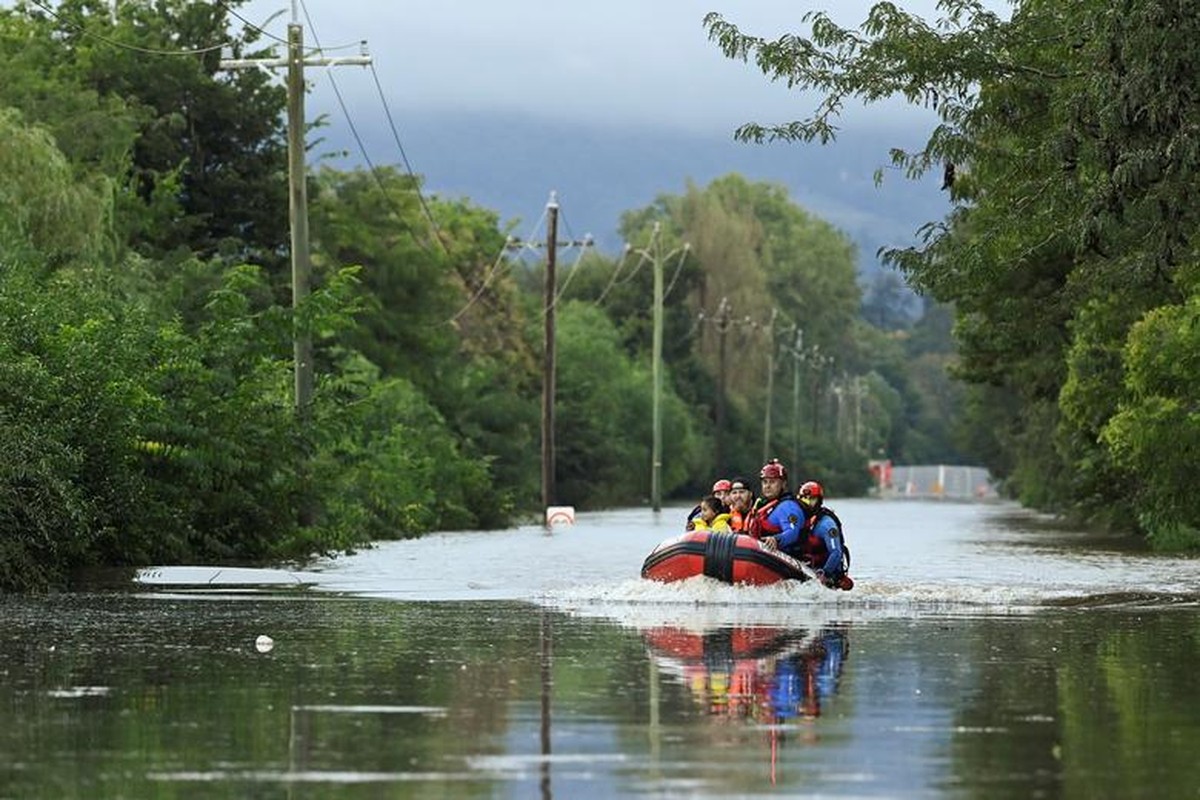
[761,308,778,464]
[509,195,592,519]
[790,327,804,471]
[629,224,687,513]
[219,12,370,417]
[542,194,559,513]
[714,297,732,472]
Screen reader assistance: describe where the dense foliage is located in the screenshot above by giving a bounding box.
[0,0,968,590]
[705,0,1200,547]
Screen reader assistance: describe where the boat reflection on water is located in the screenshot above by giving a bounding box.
[642,623,849,778]
[642,623,849,784]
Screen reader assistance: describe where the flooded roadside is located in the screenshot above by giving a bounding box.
[2,593,1198,798]
[4,500,1197,797]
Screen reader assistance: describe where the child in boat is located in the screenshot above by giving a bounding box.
[686,479,732,530]
[690,494,732,532]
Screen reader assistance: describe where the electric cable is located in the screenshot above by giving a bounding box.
[27,0,230,55]
[297,0,438,254]
[445,205,548,325]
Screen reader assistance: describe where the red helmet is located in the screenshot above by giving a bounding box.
[760,460,787,481]
[712,479,732,493]
[797,481,824,508]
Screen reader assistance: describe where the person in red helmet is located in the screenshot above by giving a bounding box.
[795,481,853,590]
[750,459,806,551]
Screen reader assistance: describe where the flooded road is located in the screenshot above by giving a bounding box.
[3,500,1198,797]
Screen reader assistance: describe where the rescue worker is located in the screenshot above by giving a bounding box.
[751,459,806,547]
[795,481,854,590]
[725,477,755,532]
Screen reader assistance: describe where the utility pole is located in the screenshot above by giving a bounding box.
[714,297,733,471]
[790,327,803,471]
[508,196,592,519]
[542,193,559,514]
[218,7,370,417]
[651,222,664,513]
[761,308,778,464]
[285,23,313,416]
[809,345,823,437]
[630,222,688,512]
[833,375,846,446]
[854,375,865,452]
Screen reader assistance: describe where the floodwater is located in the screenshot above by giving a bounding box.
[3,500,1198,798]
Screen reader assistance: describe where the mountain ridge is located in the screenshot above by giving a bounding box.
[320,110,952,281]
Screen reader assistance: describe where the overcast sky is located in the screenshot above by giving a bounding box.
[236,0,1009,136]
[226,1,1010,250]
[5,1,1011,248]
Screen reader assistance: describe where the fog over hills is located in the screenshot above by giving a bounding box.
[321,110,952,283]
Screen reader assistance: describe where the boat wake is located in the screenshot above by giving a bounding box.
[540,573,1200,629]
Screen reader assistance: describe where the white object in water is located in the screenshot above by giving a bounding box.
[545,506,576,527]
[255,634,274,653]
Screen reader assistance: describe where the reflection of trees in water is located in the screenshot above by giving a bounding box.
[642,625,849,724]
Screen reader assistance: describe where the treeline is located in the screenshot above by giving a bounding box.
[706,0,1200,549]
[0,0,961,590]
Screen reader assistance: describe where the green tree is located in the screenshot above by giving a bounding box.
[704,1,1200,538]
[554,302,706,507]
[309,166,459,384]
[0,108,114,264]
[0,262,157,590]
[309,168,539,517]
[1102,295,1200,548]
[7,0,290,262]
[861,271,918,330]
[605,175,864,478]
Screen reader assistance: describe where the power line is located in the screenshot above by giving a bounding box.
[367,62,446,253]
[212,0,359,52]
[309,66,437,253]
[661,245,691,302]
[559,204,588,245]
[594,245,633,307]
[503,235,594,315]
[547,236,595,313]
[295,0,442,255]
[27,0,230,55]
[218,17,370,418]
[445,237,516,326]
[445,205,549,325]
[614,248,652,289]
[214,0,291,45]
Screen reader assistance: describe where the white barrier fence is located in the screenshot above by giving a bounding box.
[878,464,998,501]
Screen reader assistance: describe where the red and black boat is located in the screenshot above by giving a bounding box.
[640,530,811,585]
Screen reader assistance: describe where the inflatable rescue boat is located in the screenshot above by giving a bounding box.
[640,530,811,585]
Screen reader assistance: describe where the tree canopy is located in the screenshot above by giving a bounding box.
[0,0,986,589]
[705,0,1200,546]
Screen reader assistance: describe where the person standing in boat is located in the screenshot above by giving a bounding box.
[686,478,733,530]
[794,481,854,591]
[751,460,806,547]
[725,477,755,531]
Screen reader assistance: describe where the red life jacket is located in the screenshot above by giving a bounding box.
[801,507,848,569]
[748,494,795,539]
